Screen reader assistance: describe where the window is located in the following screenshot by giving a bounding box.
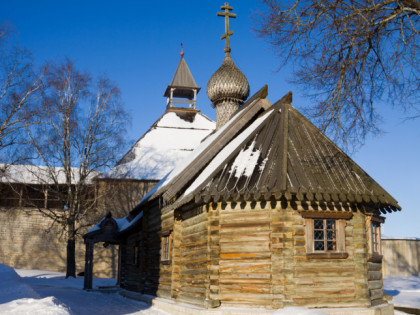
[314,219,337,251]
[367,215,384,258]
[161,232,172,263]
[371,222,380,254]
[302,211,351,259]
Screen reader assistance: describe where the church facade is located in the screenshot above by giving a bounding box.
[85,3,400,311]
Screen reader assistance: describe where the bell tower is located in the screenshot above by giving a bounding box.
[164,46,201,109]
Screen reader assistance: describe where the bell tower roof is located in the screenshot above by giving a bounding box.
[164,51,201,101]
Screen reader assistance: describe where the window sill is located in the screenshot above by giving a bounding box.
[161,260,171,265]
[307,252,348,259]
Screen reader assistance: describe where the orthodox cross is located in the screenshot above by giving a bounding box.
[217,2,236,53]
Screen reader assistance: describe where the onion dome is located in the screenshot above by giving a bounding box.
[207,53,250,107]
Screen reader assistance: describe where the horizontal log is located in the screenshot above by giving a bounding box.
[161,209,173,220]
[181,259,209,266]
[218,293,273,303]
[182,250,207,259]
[220,252,271,260]
[220,232,270,243]
[181,239,207,248]
[368,271,382,281]
[295,271,356,278]
[182,221,207,235]
[370,288,384,300]
[219,283,270,294]
[295,266,355,272]
[368,280,383,290]
[220,273,271,279]
[220,263,271,274]
[220,242,270,253]
[179,286,206,294]
[183,212,207,226]
[182,231,207,244]
[367,262,382,271]
[218,278,270,284]
[295,287,355,297]
[220,222,270,229]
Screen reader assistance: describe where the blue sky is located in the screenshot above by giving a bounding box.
[2,1,419,238]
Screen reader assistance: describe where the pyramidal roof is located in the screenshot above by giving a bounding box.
[164,55,200,99]
[137,86,400,215]
[102,108,215,180]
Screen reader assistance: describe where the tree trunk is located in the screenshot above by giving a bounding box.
[66,238,76,278]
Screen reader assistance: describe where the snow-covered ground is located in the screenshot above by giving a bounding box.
[0,264,418,315]
[0,265,169,314]
[384,276,420,309]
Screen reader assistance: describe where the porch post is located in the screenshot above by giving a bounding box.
[117,245,122,285]
[83,239,94,290]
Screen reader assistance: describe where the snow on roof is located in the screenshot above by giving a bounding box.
[0,164,99,185]
[138,97,263,204]
[102,110,215,180]
[181,109,273,199]
[116,211,143,232]
[86,212,143,235]
[140,100,257,204]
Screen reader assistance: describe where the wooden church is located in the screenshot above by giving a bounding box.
[84,3,400,312]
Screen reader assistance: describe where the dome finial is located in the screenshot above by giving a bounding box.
[207,3,249,129]
[217,2,236,53]
[180,42,184,57]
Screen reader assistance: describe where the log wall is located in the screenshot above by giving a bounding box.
[119,199,385,309]
[119,230,142,291]
[290,207,370,308]
[175,206,208,306]
[211,201,374,309]
[156,206,174,299]
[218,202,272,308]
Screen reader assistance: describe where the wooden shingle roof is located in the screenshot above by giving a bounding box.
[166,90,400,214]
[164,55,200,100]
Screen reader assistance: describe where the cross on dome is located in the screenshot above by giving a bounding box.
[217,2,236,53]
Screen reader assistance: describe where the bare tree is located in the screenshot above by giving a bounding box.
[0,23,43,163]
[256,0,419,150]
[26,59,129,278]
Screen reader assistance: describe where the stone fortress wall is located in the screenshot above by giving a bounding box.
[382,238,420,277]
[0,179,157,278]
